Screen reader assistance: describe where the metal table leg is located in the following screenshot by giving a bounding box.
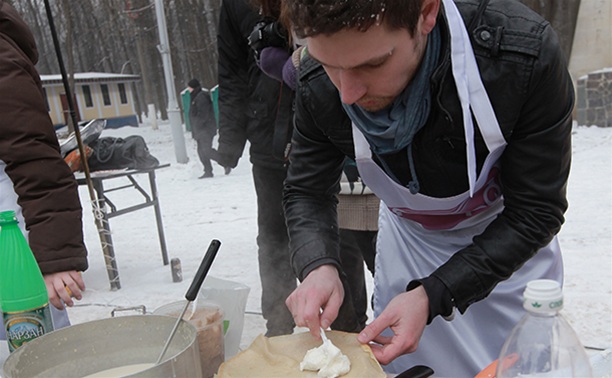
[148,170,169,265]
[93,179,121,290]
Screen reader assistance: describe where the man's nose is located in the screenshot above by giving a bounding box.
[338,70,366,105]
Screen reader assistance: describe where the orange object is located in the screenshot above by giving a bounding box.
[475,353,519,378]
[64,145,92,172]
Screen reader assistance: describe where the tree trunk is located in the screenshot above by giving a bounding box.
[58,0,77,132]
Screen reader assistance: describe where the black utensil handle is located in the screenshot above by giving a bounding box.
[185,239,221,301]
[395,365,435,378]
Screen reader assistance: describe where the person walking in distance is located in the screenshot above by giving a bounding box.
[187,79,217,179]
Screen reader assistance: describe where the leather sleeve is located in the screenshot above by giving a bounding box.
[0,2,88,274]
[433,22,573,313]
[283,65,350,281]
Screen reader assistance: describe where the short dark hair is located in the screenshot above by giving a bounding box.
[285,0,425,38]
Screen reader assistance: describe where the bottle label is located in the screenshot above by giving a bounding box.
[524,297,564,313]
[3,304,54,352]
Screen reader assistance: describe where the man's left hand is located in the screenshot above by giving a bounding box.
[357,285,429,365]
[44,270,86,310]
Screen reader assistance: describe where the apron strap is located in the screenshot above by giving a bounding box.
[441,0,506,197]
[468,0,490,31]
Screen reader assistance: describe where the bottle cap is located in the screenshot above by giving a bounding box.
[0,210,18,225]
[523,279,563,314]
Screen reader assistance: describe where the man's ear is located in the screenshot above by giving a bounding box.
[420,0,441,34]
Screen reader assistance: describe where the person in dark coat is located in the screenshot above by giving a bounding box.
[250,1,379,333]
[187,79,217,179]
[213,0,296,336]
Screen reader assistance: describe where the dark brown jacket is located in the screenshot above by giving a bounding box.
[0,1,88,274]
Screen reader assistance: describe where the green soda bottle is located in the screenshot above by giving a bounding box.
[0,210,54,352]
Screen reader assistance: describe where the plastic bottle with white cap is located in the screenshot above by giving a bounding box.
[496,279,593,377]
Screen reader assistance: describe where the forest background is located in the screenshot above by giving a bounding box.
[8,0,581,126]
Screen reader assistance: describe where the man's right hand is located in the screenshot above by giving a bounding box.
[357,285,429,365]
[285,264,344,339]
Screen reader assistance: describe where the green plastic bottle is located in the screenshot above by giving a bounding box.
[0,210,54,352]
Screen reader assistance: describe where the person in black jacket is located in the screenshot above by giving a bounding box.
[249,0,381,335]
[281,0,574,376]
[213,0,296,336]
[187,79,217,179]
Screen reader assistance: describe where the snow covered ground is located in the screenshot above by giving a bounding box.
[68,120,611,351]
[5,120,610,373]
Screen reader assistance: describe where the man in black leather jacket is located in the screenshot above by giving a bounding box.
[215,0,296,336]
[282,0,574,375]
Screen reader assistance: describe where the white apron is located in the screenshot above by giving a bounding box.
[352,1,563,376]
[0,161,70,339]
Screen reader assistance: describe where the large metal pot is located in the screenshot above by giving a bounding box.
[2,315,202,378]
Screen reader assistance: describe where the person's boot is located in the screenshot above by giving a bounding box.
[199,172,213,179]
[224,166,232,175]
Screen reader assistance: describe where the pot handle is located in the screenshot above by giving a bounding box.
[395,365,435,378]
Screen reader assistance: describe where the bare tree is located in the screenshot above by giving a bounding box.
[13,0,580,122]
[128,0,158,124]
[57,0,77,132]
